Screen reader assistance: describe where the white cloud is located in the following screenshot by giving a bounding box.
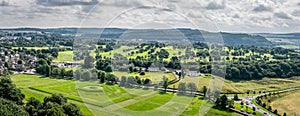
[0,0,299,33]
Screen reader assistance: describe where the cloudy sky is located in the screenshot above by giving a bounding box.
[0,0,300,33]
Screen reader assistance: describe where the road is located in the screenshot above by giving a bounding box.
[231,87,300,116]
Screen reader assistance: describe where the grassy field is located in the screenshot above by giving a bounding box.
[10,74,242,116]
[269,89,300,115]
[53,51,73,62]
[172,76,300,93]
[112,71,176,83]
[276,45,299,49]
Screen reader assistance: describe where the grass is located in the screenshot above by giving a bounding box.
[223,77,300,93]
[171,75,300,93]
[233,103,263,116]
[53,51,73,62]
[276,45,299,49]
[267,89,300,115]
[112,71,176,83]
[10,74,246,116]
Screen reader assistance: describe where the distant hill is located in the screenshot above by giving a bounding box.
[0,28,273,47]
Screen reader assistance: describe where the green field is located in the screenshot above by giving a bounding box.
[53,51,74,62]
[276,45,299,49]
[10,74,242,116]
[112,71,176,83]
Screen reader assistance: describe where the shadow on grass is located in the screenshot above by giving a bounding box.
[211,105,236,113]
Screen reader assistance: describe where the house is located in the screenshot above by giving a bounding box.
[148,67,160,72]
[187,71,201,77]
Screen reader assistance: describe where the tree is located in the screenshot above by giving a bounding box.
[120,76,127,87]
[82,71,91,81]
[140,71,145,75]
[82,55,94,69]
[52,68,61,77]
[74,69,82,80]
[274,109,278,114]
[161,76,168,92]
[262,103,266,108]
[268,106,272,111]
[283,112,287,116]
[126,76,135,86]
[17,60,23,64]
[178,82,186,95]
[98,71,106,83]
[202,86,208,97]
[233,94,239,101]
[4,62,10,69]
[60,68,66,78]
[187,82,198,95]
[0,77,25,105]
[0,98,29,116]
[220,95,228,108]
[106,73,116,85]
[252,107,256,112]
[144,78,151,85]
[43,102,66,116]
[62,103,83,116]
[45,64,51,77]
[25,97,42,115]
[44,94,67,105]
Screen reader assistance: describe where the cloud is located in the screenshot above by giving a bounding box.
[253,4,273,12]
[274,12,292,19]
[292,10,300,17]
[0,0,11,6]
[36,0,99,6]
[205,1,225,10]
[100,0,144,7]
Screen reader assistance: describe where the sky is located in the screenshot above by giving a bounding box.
[0,0,300,33]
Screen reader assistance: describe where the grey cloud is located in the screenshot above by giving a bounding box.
[233,14,240,18]
[36,0,99,6]
[274,12,292,19]
[101,0,143,7]
[205,1,225,10]
[298,2,300,6]
[253,4,273,12]
[0,0,11,7]
[292,10,300,17]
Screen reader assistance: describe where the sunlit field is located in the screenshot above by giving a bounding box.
[10,74,242,116]
[53,51,74,62]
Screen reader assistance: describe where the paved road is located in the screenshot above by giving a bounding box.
[231,87,300,116]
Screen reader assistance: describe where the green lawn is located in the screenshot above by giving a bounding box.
[53,51,74,62]
[10,74,243,116]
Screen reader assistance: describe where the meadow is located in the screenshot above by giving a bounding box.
[53,51,74,62]
[172,75,300,93]
[10,74,242,116]
[269,89,300,115]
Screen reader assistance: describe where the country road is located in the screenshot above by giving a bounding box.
[230,87,300,116]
